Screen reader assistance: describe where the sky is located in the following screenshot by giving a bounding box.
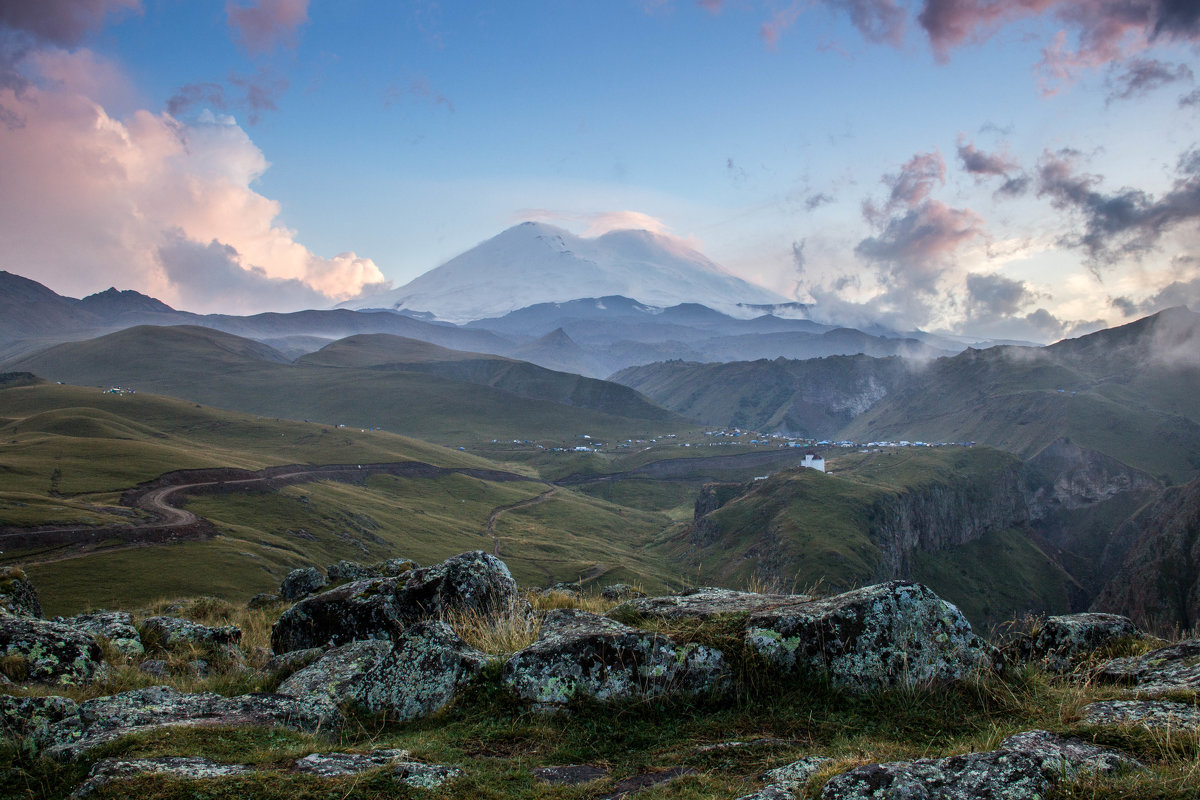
[1,1,1199,341]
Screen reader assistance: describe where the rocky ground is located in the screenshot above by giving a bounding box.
[0,556,1198,799]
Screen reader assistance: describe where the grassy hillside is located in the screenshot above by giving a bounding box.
[657,447,1079,627]
[611,355,910,437]
[840,309,1200,485]
[299,334,676,421]
[1,326,688,445]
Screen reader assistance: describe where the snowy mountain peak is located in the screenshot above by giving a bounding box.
[344,224,789,323]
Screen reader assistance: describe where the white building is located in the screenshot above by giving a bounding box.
[801,452,826,473]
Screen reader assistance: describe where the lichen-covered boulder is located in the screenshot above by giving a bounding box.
[1081,699,1200,729]
[0,694,79,743]
[280,566,327,601]
[1021,613,1142,671]
[820,730,1137,800]
[247,593,282,610]
[393,761,463,789]
[262,645,329,676]
[292,748,409,777]
[0,616,103,685]
[139,616,241,650]
[399,550,523,620]
[271,551,525,654]
[0,567,41,618]
[746,581,991,694]
[326,560,375,583]
[71,756,254,798]
[271,576,407,653]
[60,611,143,657]
[502,609,729,710]
[600,584,646,601]
[1095,638,1200,695]
[41,686,329,760]
[354,621,490,721]
[375,557,418,576]
[277,640,391,724]
[613,587,813,622]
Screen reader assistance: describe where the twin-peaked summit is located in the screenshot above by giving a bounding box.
[342,222,791,323]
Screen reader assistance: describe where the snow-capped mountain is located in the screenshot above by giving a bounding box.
[342,222,790,323]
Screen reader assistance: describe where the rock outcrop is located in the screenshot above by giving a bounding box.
[59,611,144,657]
[0,566,41,618]
[279,566,327,601]
[502,609,729,710]
[0,617,103,685]
[1081,699,1200,729]
[820,730,1139,799]
[1094,638,1200,694]
[1017,612,1143,672]
[746,581,991,693]
[139,616,241,651]
[611,587,813,622]
[271,551,522,653]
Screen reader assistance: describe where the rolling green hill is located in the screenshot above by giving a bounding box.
[611,354,911,436]
[840,308,1200,484]
[0,326,688,446]
[658,446,1081,628]
[0,382,682,614]
[298,334,675,420]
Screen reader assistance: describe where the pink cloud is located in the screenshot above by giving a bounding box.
[0,0,140,47]
[226,0,308,54]
[0,47,384,313]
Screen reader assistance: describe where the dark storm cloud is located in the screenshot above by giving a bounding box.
[1036,146,1200,268]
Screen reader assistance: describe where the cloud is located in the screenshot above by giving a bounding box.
[760,0,906,48]
[863,150,946,222]
[1036,145,1200,271]
[167,68,288,124]
[515,208,675,237]
[225,0,307,54]
[805,192,836,210]
[0,46,385,313]
[1182,87,1200,107]
[957,139,1019,177]
[965,271,1037,319]
[1105,57,1193,103]
[856,200,985,294]
[0,0,140,48]
[157,231,329,314]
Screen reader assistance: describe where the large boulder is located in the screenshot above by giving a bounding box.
[0,616,103,685]
[745,581,991,694]
[280,566,327,601]
[820,730,1138,799]
[139,616,241,651]
[0,694,79,743]
[271,551,523,654]
[1019,613,1143,671]
[1095,638,1200,695]
[271,576,408,653]
[1081,699,1200,729]
[277,640,393,724]
[354,620,490,721]
[0,567,41,618]
[502,609,729,710]
[41,686,329,761]
[612,587,813,622]
[60,611,144,657]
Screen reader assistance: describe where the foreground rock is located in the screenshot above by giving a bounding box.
[278,622,489,722]
[277,640,393,724]
[821,730,1139,799]
[271,551,523,654]
[1081,699,1200,729]
[746,581,991,693]
[1019,613,1142,672]
[139,616,241,650]
[72,749,461,796]
[354,621,490,721]
[73,756,253,797]
[326,558,417,583]
[0,617,103,685]
[280,566,327,601]
[0,566,41,617]
[41,686,328,760]
[60,611,144,656]
[738,756,833,800]
[1096,638,1200,694]
[502,609,729,710]
[612,587,813,622]
[0,694,79,741]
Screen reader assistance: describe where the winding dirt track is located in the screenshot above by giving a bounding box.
[482,487,559,557]
[0,461,545,563]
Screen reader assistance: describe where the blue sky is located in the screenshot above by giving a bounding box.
[1,0,1198,339]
